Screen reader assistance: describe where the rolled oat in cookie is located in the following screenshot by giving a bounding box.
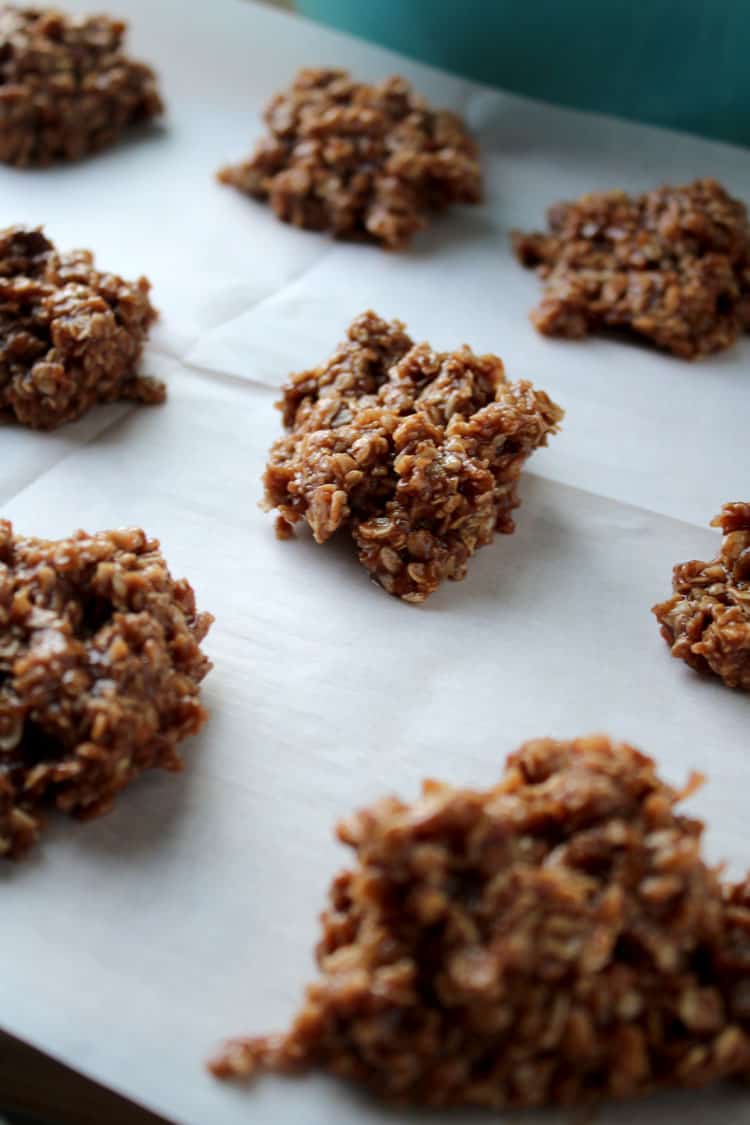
[0,5,163,167]
[210,735,750,1109]
[263,311,563,603]
[0,225,162,430]
[653,503,750,691]
[513,178,750,359]
[0,523,213,859]
[218,68,481,249]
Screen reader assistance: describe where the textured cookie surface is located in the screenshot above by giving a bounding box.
[0,226,162,430]
[514,179,750,358]
[0,5,163,166]
[0,523,213,859]
[219,68,481,249]
[212,736,750,1109]
[653,502,750,690]
[264,311,562,602]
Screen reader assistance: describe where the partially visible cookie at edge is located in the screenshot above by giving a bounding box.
[653,502,750,690]
[0,5,163,166]
[0,225,163,430]
[513,178,750,359]
[0,523,214,859]
[218,68,482,249]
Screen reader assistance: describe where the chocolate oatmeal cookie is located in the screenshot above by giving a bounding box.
[218,68,481,249]
[263,311,563,602]
[0,5,163,166]
[653,503,750,691]
[513,179,750,359]
[0,225,162,430]
[211,735,750,1109]
[0,523,213,859]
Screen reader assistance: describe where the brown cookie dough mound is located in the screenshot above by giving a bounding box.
[210,735,750,1109]
[0,522,213,859]
[0,225,162,430]
[653,503,750,690]
[0,5,163,167]
[513,178,750,359]
[263,311,563,603]
[218,68,482,249]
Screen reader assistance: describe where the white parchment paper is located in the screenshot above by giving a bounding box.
[2,2,749,1123]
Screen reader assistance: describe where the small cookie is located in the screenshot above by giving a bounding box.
[0,5,163,166]
[218,68,481,249]
[513,179,750,358]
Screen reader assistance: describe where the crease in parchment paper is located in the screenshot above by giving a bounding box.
[182,244,340,382]
[0,403,133,507]
[521,466,723,539]
[147,343,280,396]
[152,242,337,365]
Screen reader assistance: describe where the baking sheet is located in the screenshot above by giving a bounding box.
[2,2,750,1123]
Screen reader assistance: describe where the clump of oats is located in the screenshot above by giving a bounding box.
[263,311,562,602]
[211,736,750,1109]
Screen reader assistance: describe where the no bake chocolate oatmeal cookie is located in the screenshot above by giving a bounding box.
[0,225,162,430]
[0,523,213,859]
[513,178,750,359]
[218,68,482,249]
[0,5,163,166]
[653,503,750,691]
[263,311,563,602]
[211,735,750,1109]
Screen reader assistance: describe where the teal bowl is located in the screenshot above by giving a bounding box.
[296,0,750,147]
